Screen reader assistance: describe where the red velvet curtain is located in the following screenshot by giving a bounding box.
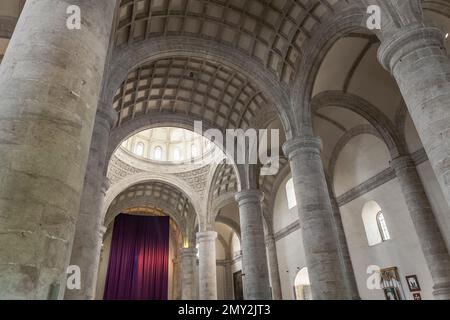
[103,214,170,300]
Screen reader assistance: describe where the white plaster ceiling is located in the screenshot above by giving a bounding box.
[216,221,234,243]
[347,44,402,121]
[333,134,391,197]
[311,8,450,175]
[217,202,240,228]
[312,35,401,122]
[314,106,369,165]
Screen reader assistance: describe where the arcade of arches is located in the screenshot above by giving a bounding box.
[1,0,450,300]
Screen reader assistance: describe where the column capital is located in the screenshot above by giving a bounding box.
[235,189,264,205]
[179,247,197,258]
[390,155,415,171]
[378,23,445,72]
[96,100,118,129]
[282,136,322,160]
[196,231,217,243]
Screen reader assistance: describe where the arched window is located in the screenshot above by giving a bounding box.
[191,144,198,158]
[377,211,390,241]
[134,142,144,156]
[286,178,297,209]
[173,147,181,161]
[153,146,162,160]
[294,267,312,300]
[362,201,390,246]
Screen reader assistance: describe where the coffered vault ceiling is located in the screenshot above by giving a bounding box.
[211,163,238,199]
[106,181,196,229]
[107,1,450,223]
[114,0,338,85]
[113,56,271,130]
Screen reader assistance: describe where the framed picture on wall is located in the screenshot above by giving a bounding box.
[406,275,421,292]
[383,287,400,300]
[413,293,422,300]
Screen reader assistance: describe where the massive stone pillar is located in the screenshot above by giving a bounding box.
[283,137,346,300]
[224,261,233,300]
[65,102,116,300]
[265,234,283,300]
[0,0,116,299]
[391,156,450,299]
[329,187,360,300]
[173,255,182,300]
[235,190,271,300]
[180,247,197,300]
[197,231,217,300]
[378,23,450,210]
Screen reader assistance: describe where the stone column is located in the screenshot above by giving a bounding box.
[329,189,360,300]
[173,256,182,300]
[0,0,116,299]
[391,156,450,299]
[283,137,346,300]
[197,231,217,300]
[235,190,271,300]
[378,24,450,210]
[65,102,117,300]
[265,234,283,300]
[224,261,233,300]
[180,247,197,300]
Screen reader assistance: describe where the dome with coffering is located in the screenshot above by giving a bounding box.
[121,127,214,163]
